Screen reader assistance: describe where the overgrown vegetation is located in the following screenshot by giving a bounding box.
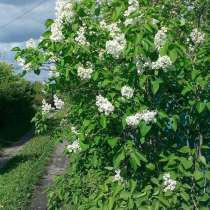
[0,62,43,147]
[15,0,210,209]
[0,135,56,210]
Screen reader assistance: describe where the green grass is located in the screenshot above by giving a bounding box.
[0,135,56,210]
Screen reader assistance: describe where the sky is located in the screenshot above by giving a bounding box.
[0,0,56,81]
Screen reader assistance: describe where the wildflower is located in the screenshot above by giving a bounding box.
[77,65,93,80]
[163,173,177,192]
[121,85,134,99]
[113,169,123,182]
[96,95,115,116]
[67,140,81,153]
[154,27,167,50]
[152,56,172,70]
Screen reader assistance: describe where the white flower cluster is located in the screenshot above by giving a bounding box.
[77,65,93,80]
[42,99,53,115]
[26,38,36,48]
[51,0,76,42]
[121,85,134,99]
[152,56,172,70]
[16,57,32,71]
[126,110,157,127]
[55,0,75,23]
[75,26,90,46]
[67,140,81,153]
[113,169,123,182]
[154,27,167,50]
[124,0,139,17]
[106,33,126,58]
[96,95,115,116]
[50,20,64,42]
[163,173,177,192]
[190,28,205,45]
[53,95,64,109]
[102,22,126,58]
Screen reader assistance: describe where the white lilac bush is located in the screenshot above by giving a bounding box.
[14,0,210,209]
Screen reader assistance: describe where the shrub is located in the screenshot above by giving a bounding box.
[0,62,36,146]
[15,0,210,209]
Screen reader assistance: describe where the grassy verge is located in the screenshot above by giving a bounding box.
[0,135,56,210]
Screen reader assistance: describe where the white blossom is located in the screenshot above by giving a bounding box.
[126,113,141,127]
[53,95,64,110]
[154,27,167,50]
[163,173,177,192]
[106,34,126,58]
[126,110,157,127]
[75,26,90,46]
[121,85,134,99]
[77,65,93,80]
[50,20,64,42]
[96,95,115,116]
[124,0,139,17]
[16,57,32,71]
[113,169,123,182]
[67,140,81,153]
[190,28,205,45]
[55,0,75,23]
[152,56,172,70]
[26,38,36,48]
[71,126,79,135]
[42,99,53,115]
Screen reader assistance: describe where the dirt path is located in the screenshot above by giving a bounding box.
[0,129,34,170]
[27,141,68,210]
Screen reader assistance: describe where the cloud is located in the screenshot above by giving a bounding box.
[0,0,56,81]
[0,0,55,43]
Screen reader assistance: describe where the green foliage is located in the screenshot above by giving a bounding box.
[0,62,37,146]
[16,0,210,209]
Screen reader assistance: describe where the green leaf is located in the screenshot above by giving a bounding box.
[100,116,107,128]
[139,122,151,137]
[146,163,155,171]
[120,191,131,200]
[12,47,21,51]
[45,19,54,28]
[107,138,118,149]
[113,149,125,167]
[205,171,210,179]
[198,156,206,165]
[181,85,192,96]
[179,146,190,154]
[151,80,160,95]
[181,158,193,169]
[196,102,206,113]
[194,171,203,181]
[169,49,178,62]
